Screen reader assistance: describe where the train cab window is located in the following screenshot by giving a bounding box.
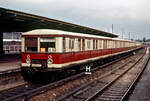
[25,37,37,52]
[40,37,55,52]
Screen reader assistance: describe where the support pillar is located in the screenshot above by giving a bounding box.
[0,32,4,55]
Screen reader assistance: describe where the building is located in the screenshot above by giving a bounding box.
[3,32,21,54]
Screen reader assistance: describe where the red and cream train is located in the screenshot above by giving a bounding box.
[21,29,142,81]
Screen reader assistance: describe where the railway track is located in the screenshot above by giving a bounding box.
[0,83,42,101]
[0,68,20,76]
[0,54,21,80]
[0,48,145,101]
[56,48,149,101]
[0,68,23,91]
[0,68,21,82]
[0,55,26,98]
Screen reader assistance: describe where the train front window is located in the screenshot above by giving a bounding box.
[25,37,37,52]
[40,37,55,52]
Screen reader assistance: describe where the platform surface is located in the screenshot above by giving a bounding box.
[128,61,150,101]
[0,54,20,72]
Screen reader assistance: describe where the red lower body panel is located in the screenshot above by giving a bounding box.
[21,47,140,65]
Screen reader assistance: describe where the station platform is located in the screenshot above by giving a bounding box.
[128,60,150,101]
[0,54,20,72]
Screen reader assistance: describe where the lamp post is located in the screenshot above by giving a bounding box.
[129,32,130,40]
[112,24,113,33]
[122,28,124,39]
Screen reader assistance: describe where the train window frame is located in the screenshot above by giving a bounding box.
[96,40,98,50]
[103,40,107,49]
[63,37,66,52]
[69,38,75,51]
[82,39,85,51]
[25,37,38,52]
[99,40,102,49]
[87,39,90,49]
[40,37,56,53]
[78,39,81,51]
[93,40,95,50]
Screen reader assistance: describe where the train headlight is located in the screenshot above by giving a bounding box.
[26,58,31,64]
[47,58,53,64]
[26,55,31,64]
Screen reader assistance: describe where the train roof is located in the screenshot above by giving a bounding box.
[22,29,132,42]
[23,29,112,39]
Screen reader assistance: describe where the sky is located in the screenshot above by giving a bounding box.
[0,0,150,40]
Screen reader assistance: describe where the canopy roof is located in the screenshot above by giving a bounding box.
[0,7,118,38]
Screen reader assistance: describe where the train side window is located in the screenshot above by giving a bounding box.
[107,40,110,49]
[93,40,95,50]
[25,37,37,52]
[99,40,102,49]
[96,40,98,49]
[121,41,123,48]
[40,37,55,52]
[72,39,74,49]
[117,41,119,48]
[109,40,112,48]
[93,40,94,50]
[63,37,66,52]
[103,40,105,49]
[69,38,74,51]
[120,41,121,48]
[87,39,90,49]
[82,39,85,51]
[115,41,117,48]
[69,39,71,49]
[118,41,120,48]
[112,40,115,48]
[103,40,107,49]
[123,42,125,47]
[78,39,81,51]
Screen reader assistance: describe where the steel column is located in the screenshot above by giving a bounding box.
[0,32,4,54]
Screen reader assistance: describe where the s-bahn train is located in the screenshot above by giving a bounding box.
[21,29,142,82]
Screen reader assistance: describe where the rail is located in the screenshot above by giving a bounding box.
[56,47,147,101]
[85,49,148,101]
[120,47,150,101]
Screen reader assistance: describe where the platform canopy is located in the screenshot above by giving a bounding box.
[0,7,118,38]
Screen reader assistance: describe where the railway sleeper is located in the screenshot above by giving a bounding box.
[100,94,123,99]
[96,96,121,101]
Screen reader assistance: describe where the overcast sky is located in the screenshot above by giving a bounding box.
[0,0,150,39]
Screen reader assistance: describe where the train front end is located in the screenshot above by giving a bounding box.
[21,30,63,82]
